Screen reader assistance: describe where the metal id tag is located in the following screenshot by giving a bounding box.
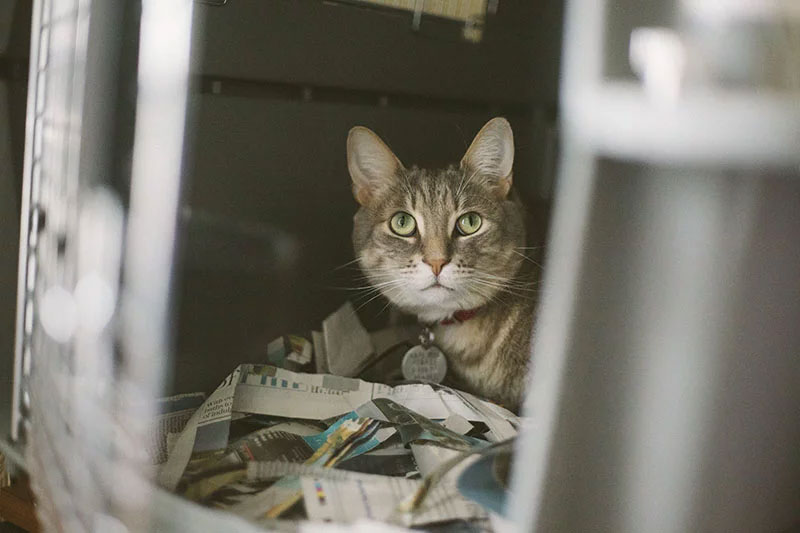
[402,345,447,383]
[401,326,447,383]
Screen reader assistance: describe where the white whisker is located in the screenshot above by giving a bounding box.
[333,257,364,270]
[512,250,544,269]
[353,280,407,313]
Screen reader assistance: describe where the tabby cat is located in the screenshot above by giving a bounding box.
[348,118,537,408]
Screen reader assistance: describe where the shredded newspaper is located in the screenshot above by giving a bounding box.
[153,302,522,531]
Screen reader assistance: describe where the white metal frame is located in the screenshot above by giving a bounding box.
[510,1,800,532]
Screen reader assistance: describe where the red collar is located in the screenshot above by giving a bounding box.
[440,308,479,325]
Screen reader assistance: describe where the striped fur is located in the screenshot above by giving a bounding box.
[349,118,537,408]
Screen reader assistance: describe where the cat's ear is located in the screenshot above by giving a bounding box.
[460,117,514,197]
[347,126,404,206]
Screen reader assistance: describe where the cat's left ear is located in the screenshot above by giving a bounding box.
[460,117,514,197]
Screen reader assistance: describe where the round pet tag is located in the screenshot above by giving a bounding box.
[401,344,447,383]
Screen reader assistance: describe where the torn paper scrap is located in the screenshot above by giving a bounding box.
[322,301,374,377]
[158,367,242,489]
[355,398,487,450]
[312,330,329,374]
[440,414,474,436]
[147,392,206,464]
[410,444,462,478]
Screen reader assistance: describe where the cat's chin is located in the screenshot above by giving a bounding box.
[395,300,473,324]
[382,284,489,323]
[384,290,456,323]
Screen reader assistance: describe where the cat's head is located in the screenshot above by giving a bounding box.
[349,118,526,323]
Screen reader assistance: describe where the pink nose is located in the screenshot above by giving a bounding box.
[423,258,449,276]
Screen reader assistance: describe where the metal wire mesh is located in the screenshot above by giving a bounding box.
[12,0,132,530]
[12,0,193,530]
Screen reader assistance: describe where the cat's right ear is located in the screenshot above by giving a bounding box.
[460,117,514,198]
[347,126,404,206]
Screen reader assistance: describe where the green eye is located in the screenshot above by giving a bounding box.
[456,212,482,236]
[389,211,417,236]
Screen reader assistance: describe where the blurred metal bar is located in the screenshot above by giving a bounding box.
[11,0,194,530]
[512,0,800,532]
[566,84,800,166]
[121,0,193,410]
[116,0,194,527]
[507,144,597,533]
[11,0,45,446]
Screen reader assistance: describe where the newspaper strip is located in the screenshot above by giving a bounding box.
[232,366,390,420]
[226,476,305,521]
[224,430,315,465]
[244,461,487,526]
[227,416,391,517]
[337,443,417,477]
[216,420,329,470]
[159,364,518,489]
[186,411,396,503]
[355,398,487,450]
[300,471,486,526]
[260,418,383,518]
[230,366,511,424]
[445,387,518,442]
[158,367,241,489]
[147,392,206,464]
[247,461,404,481]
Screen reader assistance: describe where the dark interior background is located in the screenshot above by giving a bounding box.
[173,0,561,391]
[0,0,565,399]
[173,0,564,394]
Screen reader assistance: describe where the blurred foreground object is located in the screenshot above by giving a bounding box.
[511,0,800,532]
[10,0,193,530]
